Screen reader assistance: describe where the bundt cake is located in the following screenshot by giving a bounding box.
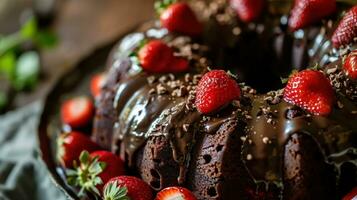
[92,0,357,199]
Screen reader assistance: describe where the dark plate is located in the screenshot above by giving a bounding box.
[37,27,137,200]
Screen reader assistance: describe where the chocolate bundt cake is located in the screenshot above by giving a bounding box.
[92,0,357,199]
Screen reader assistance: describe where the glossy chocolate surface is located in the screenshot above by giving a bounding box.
[92,1,357,199]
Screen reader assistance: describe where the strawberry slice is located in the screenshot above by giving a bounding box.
[230,0,265,23]
[155,187,197,200]
[57,131,101,168]
[343,186,357,200]
[288,0,336,31]
[344,49,357,80]
[67,150,125,196]
[138,40,189,73]
[195,70,241,114]
[158,2,202,36]
[103,176,153,200]
[283,70,335,116]
[332,5,357,48]
[60,96,94,128]
[90,73,106,98]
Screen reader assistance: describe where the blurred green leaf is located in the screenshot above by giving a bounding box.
[13,51,40,91]
[0,52,16,80]
[0,33,24,56]
[20,17,38,39]
[35,30,58,48]
[0,91,8,111]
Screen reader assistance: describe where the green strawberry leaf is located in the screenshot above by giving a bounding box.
[103,180,130,200]
[67,151,106,197]
[154,0,176,15]
[13,51,40,91]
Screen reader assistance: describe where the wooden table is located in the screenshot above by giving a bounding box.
[0,0,155,109]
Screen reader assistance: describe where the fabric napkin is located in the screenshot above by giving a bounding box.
[0,101,67,200]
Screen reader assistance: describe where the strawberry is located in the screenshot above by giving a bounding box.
[283,70,335,116]
[67,150,125,196]
[155,187,197,200]
[343,186,357,200]
[56,131,101,168]
[158,1,202,36]
[230,0,265,23]
[90,73,106,98]
[60,96,94,128]
[103,176,153,200]
[138,40,189,73]
[332,6,357,48]
[344,49,357,79]
[195,70,241,114]
[288,0,336,31]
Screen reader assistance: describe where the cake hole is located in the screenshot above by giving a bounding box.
[150,169,161,179]
[216,145,223,152]
[207,187,217,197]
[150,180,161,190]
[203,154,212,164]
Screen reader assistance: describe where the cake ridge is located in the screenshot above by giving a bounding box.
[92,0,357,199]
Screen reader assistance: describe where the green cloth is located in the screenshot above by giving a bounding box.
[0,101,67,200]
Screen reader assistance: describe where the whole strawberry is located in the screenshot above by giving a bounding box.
[230,0,265,23]
[57,131,101,168]
[332,6,357,48]
[157,1,202,36]
[288,0,336,31]
[283,70,335,116]
[138,40,188,73]
[103,176,153,200]
[155,186,197,200]
[61,96,94,128]
[344,49,357,79]
[90,73,106,98]
[67,150,125,196]
[195,70,241,114]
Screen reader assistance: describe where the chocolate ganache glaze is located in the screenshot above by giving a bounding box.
[92,0,357,199]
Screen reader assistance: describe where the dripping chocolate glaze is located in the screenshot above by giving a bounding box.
[107,26,210,185]
[242,60,357,183]
[95,2,357,191]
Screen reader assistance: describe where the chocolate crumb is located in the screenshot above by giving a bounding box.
[147,76,156,84]
[262,137,269,144]
[156,84,168,95]
[149,88,156,95]
[246,154,253,160]
[182,124,190,132]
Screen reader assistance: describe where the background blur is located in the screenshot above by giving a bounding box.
[0,0,154,199]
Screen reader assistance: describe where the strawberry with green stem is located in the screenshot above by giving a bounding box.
[57,131,101,168]
[103,176,153,200]
[67,150,125,196]
[155,0,202,36]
